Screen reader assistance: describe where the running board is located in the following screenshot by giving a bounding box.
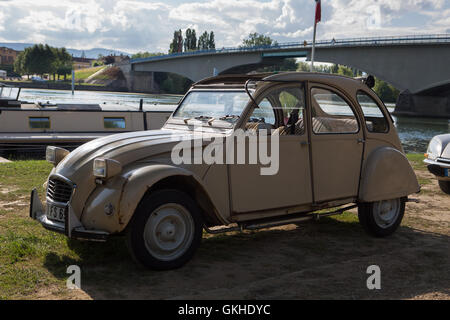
[204,205,358,234]
[204,225,241,234]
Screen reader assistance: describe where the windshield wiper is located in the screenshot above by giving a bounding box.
[194,115,213,120]
[183,115,212,124]
[219,115,240,121]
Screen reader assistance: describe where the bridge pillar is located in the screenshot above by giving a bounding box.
[394,91,450,118]
[119,64,158,93]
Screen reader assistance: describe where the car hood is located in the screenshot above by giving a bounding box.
[432,134,450,159]
[54,129,223,180]
[441,135,450,159]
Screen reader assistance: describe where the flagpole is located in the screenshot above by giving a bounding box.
[311,21,317,72]
[311,0,320,72]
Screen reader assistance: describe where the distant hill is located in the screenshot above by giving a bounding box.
[0,43,131,59]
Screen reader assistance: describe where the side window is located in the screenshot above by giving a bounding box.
[249,98,276,126]
[356,91,389,133]
[246,85,305,135]
[278,89,305,134]
[311,88,359,134]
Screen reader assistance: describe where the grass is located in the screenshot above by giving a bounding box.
[69,66,105,81]
[406,153,426,171]
[0,153,439,299]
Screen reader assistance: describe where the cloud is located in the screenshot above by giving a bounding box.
[0,0,448,53]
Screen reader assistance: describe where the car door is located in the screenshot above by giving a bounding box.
[229,84,313,214]
[308,84,364,203]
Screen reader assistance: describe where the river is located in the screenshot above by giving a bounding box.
[19,88,450,154]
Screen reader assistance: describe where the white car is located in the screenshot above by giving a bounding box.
[424,134,450,194]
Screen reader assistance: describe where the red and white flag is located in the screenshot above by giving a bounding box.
[315,0,321,24]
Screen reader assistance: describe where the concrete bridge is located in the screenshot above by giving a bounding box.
[120,34,450,117]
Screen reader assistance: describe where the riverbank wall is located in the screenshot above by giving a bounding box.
[5,81,129,92]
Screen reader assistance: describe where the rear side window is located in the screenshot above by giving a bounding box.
[356,91,389,133]
[311,88,359,134]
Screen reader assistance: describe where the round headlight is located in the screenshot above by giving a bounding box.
[427,137,442,160]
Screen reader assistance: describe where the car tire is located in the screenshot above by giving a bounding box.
[358,197,405,237]
[438,180,450,195]
[126,189,203,270]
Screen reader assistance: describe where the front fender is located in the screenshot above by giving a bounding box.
[359,147,420,202]
[117,164,204,231]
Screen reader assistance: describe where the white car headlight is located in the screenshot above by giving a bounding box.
[93,158,122,179]
[46,146,70,166]
[426,137,442,160]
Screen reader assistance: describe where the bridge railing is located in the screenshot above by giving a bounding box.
[130,33,450,64]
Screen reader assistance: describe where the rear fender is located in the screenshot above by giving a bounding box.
[359,147,420,202]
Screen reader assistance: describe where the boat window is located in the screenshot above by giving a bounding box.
[29,117,50,129]
[104,117,126,129]
[356,91,389,133]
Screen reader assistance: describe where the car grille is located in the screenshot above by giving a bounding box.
[437,158,450,164]
[47,178,73,203]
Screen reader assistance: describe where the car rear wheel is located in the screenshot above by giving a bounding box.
[126,189,203,270]
[438,180,450,194]
[358,197,405,237]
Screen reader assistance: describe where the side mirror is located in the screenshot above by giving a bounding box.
[364,75,375,89]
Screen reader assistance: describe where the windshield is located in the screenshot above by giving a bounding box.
[173,91,250,124]
[0,86,20,100]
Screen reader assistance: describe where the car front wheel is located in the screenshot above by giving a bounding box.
[126,189,203,270]
[438,180,450,194]
[358,197,405,237]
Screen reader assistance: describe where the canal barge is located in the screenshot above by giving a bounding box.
[0,83,176,155]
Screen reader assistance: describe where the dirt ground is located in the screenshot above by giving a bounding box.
[26,165,449,300]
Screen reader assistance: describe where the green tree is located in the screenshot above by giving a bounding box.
[297,61,310,72]
[154,72,192,94]
[197,31,209,50]
[169,29,184,53]
[337,65,353,77]
[131,52,164,59]
[14,45,73,80]
[373,78,400,102]
[330,64,339,74]
[13,51,26,77]
[184,28,197,51]
[259,58,298,72]
[241,33,277,47]
[55,47,72,80]
[208,31,215,49]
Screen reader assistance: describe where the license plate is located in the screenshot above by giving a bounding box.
[445,168,449,177]
[46,204,66,222]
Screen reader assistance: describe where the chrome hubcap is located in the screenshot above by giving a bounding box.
[373,198,401,229]
[144,203,194,261]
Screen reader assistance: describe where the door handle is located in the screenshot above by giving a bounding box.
[300,141,309,146]
[357,138,365,144]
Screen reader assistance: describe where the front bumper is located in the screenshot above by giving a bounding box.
[424,158,450,181]
[30,188,109,241]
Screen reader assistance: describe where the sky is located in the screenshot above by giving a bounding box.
[0,0,449,54]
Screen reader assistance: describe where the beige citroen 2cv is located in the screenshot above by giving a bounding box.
[30,72,420,270]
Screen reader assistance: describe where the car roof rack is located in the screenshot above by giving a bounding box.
[193,73,276,86]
